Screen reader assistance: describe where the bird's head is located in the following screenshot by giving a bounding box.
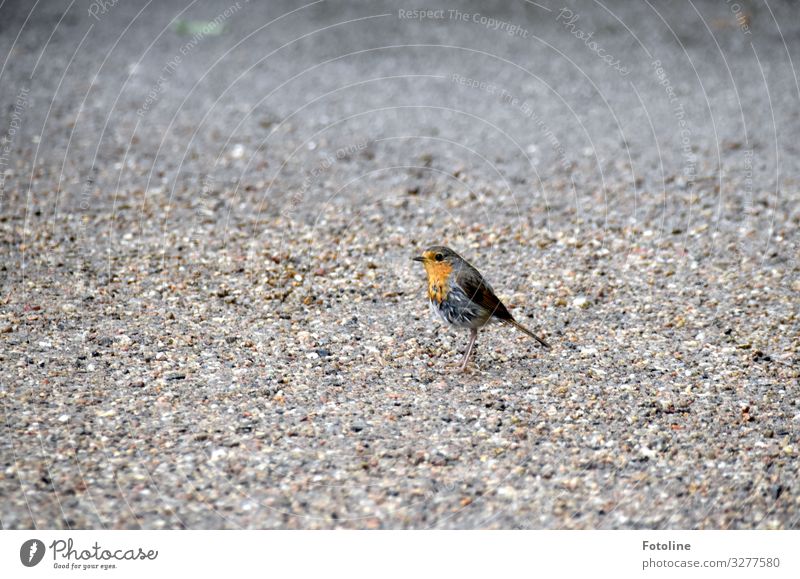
[412,246,460,280]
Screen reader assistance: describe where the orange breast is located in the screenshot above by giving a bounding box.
[424,261,452,303]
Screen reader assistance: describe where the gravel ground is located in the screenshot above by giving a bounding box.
[1,0,798,529]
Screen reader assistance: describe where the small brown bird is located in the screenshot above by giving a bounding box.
[413,245,550,371]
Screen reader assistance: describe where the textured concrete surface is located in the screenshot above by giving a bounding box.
[1,0,798,529]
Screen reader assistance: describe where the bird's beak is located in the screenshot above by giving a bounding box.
[412,256,425,262]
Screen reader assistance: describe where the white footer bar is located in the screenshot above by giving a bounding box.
[2,530,798,578]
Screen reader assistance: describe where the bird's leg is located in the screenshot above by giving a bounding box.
[459,328,478,372]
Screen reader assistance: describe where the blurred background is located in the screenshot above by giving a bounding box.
[1,0,798,529]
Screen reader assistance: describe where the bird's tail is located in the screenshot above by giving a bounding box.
[506,319,551,349]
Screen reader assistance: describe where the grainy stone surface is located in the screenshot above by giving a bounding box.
[0,0,798,529]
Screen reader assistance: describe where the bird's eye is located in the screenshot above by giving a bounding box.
[434,253,444,262]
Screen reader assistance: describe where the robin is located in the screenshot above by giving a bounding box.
[413,245,550,371]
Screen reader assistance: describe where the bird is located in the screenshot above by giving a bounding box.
[413,245,550,371]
